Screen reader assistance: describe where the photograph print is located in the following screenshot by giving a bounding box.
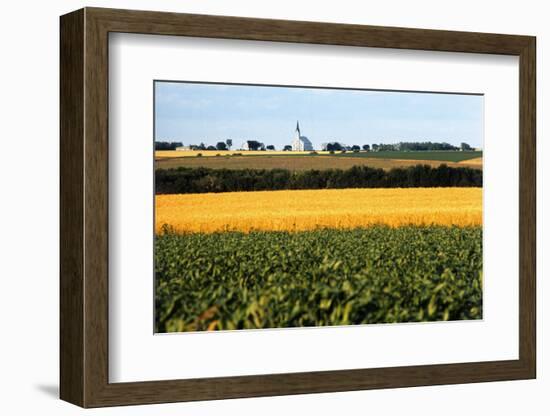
[154,81,483,333]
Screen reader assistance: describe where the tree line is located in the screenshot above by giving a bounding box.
[156,140,475,152]
[379,141,473,151]
[156,164,482,194]
[155,141,183,151]
[323,141,474,152]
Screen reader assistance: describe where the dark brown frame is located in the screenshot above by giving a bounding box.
[60,7,536,408]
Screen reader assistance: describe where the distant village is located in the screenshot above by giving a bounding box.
[155,121,480,152]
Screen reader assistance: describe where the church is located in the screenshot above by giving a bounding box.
[291,121,314,151]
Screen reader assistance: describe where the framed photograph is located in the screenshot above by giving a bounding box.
[60,7,536,408]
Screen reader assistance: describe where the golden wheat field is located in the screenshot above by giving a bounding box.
[155,187,482,234]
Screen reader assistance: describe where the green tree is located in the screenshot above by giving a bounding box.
[326,142,343,151]
[245,140,263,151]
[460,142,472,151]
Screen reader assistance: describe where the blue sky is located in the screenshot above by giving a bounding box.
[154,81,483,150]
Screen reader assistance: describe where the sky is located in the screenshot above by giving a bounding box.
[154,81,484,150]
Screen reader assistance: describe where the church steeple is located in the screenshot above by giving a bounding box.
[291,120,313,151]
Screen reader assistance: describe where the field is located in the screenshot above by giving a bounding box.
[332,150,482,162]
[154,155,483,332]
[156,187,481,233]
[155,154,483,171]
[156,150,481,162]
[155,150,316,158]
[460,157,482,167]
[155,226,483,332]
[155,171,483,332]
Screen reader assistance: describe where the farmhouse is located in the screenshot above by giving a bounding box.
[291,121,314,151]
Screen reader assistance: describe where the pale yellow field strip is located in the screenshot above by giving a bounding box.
[459,157,483,167]
[156,187,482,233]
[155,150,325,158]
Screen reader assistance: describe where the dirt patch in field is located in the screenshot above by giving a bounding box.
[155,155,483,171]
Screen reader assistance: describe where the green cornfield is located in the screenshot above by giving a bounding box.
[155,225,482,332]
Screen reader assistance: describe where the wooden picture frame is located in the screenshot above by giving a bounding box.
[60,7,536,408]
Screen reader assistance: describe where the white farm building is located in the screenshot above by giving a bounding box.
[291,121,314,151]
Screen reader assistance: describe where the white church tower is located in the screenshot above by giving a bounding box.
[291,121,314,151]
